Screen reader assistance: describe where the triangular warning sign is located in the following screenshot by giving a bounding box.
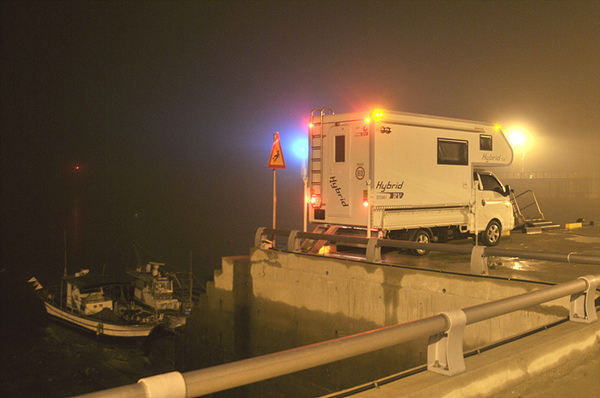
[268,132,286,169]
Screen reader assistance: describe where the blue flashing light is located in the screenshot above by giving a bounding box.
[291,138,309,161]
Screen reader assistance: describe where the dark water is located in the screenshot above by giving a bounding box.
[0,235,177,397]
[0,168,296,397]
[0,174,197,396]
[0,269,322,398]
[0,243,209,397]
[0,132,309,396]
[0,318,166,397]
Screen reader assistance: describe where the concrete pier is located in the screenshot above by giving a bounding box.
[184,226,599,396]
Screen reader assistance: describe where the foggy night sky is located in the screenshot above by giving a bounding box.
[1,1,599,279]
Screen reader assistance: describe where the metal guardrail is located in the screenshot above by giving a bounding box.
[255,227,600,275]
[74,272,599,398]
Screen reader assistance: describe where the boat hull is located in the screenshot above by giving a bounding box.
[44,302,157,338]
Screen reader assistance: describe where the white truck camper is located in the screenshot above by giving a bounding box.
[307,109,515,254]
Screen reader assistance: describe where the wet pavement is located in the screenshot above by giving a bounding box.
[378,225,600,285]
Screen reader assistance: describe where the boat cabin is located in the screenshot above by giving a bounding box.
[129,262,181,311]
[65,270,114,315]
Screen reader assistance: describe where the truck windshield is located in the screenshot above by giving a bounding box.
[479,174,503,192]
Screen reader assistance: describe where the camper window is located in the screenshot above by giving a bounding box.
[437,139,468,165]
[335,135,345,162]
[480,134,493,151]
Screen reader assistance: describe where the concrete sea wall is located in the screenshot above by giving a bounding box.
[186,249,569,396]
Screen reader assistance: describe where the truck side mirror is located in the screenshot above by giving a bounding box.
[504,184,513,197]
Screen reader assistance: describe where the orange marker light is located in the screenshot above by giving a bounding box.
[310,194,322,208]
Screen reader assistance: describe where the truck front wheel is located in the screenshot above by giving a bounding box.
[410,229,431,256]
[481,220,501,246]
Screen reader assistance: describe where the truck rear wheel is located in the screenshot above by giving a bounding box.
[481,220,501,246]
[410,229,431,256]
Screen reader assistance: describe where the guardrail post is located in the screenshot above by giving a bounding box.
[366,238,381,263]
[427,310,467,376]
[254,227,272,249]
[470,245,488,275]
[138,371,186,398]
[287,230,302,252]
[570,275,598,323]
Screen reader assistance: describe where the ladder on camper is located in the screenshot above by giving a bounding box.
[308,108,334,206]
[510,190,559,232]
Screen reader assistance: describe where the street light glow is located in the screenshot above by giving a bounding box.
[505,125,532,173]
[509,130,526,147]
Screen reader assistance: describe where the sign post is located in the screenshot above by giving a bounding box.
[268,132,286,236]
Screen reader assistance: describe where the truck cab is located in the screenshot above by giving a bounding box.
[473,170,514,246]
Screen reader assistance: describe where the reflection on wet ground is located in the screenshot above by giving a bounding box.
[565,235,600,244]
[374,225,599,284]
[492,257,543,272]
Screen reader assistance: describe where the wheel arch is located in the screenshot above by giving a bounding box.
[408,227,433,240]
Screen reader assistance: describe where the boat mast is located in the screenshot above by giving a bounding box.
[189,251,193,304]
[63,230,68,277]
[61,230,67,309]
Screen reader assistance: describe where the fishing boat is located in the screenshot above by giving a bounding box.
[29,270,162,338]
[127,262,192,329]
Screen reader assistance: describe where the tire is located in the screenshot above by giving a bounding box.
[410,229,431,256]
[481,220,501,246]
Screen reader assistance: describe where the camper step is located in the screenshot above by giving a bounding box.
[530,220,554,226]
[526,220,560,229]
[523,222,560,234]
[523,226,543,234]
[540,223,560,230]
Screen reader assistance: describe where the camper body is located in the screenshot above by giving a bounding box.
[307,109,514,249]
